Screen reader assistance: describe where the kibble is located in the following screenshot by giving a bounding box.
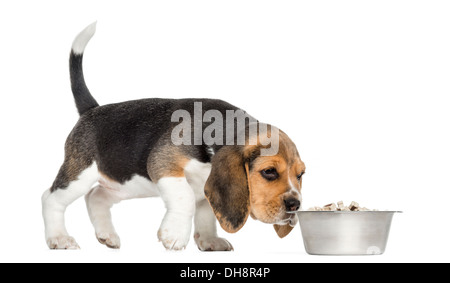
[307,201,377,211]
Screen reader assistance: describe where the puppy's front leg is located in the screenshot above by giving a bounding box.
[157,177,195,250]
[194,199,233,251]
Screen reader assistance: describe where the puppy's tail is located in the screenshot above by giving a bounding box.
[69,22,99,116]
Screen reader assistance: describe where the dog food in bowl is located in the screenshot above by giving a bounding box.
[298,201,400,255]
[307,200,376,212]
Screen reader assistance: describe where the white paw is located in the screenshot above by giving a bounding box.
[194,233,234,251]
[47,235,80,250]
[157,215,192,250]
[96,232,121,249]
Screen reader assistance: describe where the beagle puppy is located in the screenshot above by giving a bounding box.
[41,23,306,251]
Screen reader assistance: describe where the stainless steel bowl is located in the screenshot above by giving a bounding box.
[297,211,401,255]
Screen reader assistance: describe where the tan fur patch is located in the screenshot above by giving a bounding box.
[147,144,189,181]
[50,132,95,192]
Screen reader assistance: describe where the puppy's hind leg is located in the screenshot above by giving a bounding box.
[42,162,99,249]
[85,185,121,249]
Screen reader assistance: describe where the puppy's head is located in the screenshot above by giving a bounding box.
[204,124,305,238]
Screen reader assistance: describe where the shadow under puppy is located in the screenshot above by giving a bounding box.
[42,23,306,251]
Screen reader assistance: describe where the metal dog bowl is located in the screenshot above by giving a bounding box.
[297,211,401,255]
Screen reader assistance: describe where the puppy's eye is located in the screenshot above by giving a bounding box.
[297,172,305,181]
[261,168,279,181]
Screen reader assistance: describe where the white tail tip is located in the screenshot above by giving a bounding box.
[72,21,97,55]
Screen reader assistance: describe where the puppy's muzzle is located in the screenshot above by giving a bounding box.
[284,197,301,212]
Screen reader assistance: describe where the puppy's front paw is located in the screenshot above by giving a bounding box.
[158,227,190,251]
[46,235,80,250]
[157,214,192,250]
[96,232,121,249]
[194,233,233,251]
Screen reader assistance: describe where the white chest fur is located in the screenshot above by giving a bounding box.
[183,159,212,202]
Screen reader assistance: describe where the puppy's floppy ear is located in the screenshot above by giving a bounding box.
[273,224,294,238]
[273,213,298,238]
[205,145,250,233]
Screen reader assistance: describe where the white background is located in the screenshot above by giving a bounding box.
[0,0,449,263]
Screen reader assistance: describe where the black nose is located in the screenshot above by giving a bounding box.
[284,198,300,212]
